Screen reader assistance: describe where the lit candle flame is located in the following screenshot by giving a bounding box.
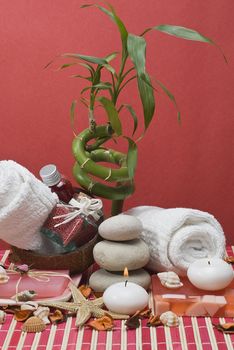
[124,267,128,287]
[123,267,129,278]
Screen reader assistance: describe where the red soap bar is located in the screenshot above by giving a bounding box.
[0,269,70,299]
[152,275,234,317]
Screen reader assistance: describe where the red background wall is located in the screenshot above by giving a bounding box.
[0,0,233,243]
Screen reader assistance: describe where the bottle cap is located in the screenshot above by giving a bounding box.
[39,164,61,186]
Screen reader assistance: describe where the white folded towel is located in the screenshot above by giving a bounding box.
[0,160,58,250]
[126,206,226,276]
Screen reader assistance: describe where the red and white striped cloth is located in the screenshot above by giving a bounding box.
[0,248,233,350]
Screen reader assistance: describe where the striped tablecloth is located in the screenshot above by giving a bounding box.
[0,248,233,350]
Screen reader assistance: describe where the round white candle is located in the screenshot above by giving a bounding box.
[103,281,149,315]
[187,258,234,291]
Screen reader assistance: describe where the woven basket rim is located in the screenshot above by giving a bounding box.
[11,233,99,258]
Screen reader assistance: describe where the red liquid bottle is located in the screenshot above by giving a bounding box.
[39,164,74,203]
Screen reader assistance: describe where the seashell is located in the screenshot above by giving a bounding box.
[160,311,179,327]
[21,301,38,311]
[22,316,46,333]
[0,266,9,284]
[12,290,37,302]
[0,310,6,324]
[157,271,183,289]
[33,306,50,325]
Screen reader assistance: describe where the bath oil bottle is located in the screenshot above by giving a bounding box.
[39,164,74,203]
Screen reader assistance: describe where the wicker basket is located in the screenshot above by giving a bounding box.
[9,234,100,274]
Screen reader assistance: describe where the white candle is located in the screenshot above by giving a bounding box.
[187,258,234,291]
[103,281,149,315]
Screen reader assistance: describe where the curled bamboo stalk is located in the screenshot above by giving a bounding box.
[72,125,135,203]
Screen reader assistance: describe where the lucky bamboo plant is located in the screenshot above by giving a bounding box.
[48,4,225,216]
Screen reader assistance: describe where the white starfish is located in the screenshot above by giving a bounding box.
[39,282,129,327]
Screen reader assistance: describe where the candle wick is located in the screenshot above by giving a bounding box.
[125,280,128,287]
[208,260,211,265]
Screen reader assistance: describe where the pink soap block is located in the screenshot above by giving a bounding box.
[0,270,70,299]
[154,299,170,315]
[152,275,234,317]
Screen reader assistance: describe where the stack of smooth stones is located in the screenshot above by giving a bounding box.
[89,214,151,292]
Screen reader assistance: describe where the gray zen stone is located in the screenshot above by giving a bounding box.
[98,214,142,241]
[93,239,150,271]
[89,268,151,292]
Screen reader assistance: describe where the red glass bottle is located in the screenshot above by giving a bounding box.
[39,164,74,203]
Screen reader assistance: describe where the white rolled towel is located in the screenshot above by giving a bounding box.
[0,160,58,250]
[126,206,226,276]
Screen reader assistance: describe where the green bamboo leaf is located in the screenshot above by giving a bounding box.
[107,4,128,56]
[127,34,146,74]
[93,82,114,97]
[142,76,181,123]
[153,25,215,42]
[80,97,89,108]
[120,104,138,135]
[118,75,137,94]
[62,53,107,65]
[124,136,138,179]
[155,79,181,123]
[103,63,116,76]
[81,82,113,94]
[139,73,157,91]
[70,74,92,81]
[81,86,91,95]
[80,4,93,8]
[121,67,135,81]
[105,52,119,62]
[93,82,113,89]
[137,73,155,129]
[78,63,95,76]
[142,24,227,62]
[59,63,77,70]
[70,100,77,132]
[92,67,101,86]
[44,59,55,69]
[81,4,128,56]
[98,97,122,136]
[127,34,155,130]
